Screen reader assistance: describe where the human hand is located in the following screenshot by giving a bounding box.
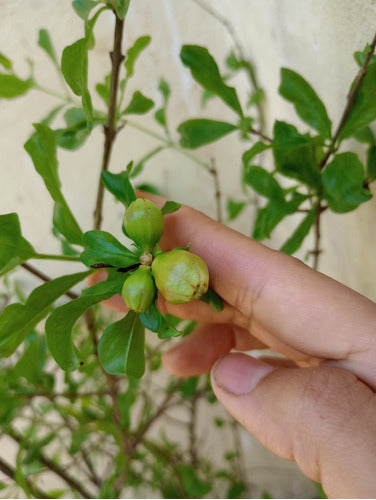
[96,194,376,498]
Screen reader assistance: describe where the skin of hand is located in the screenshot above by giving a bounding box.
[90,194,376,498]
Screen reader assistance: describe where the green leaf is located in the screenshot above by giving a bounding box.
[52,202,85,247]
[252,191,308,242]
[24,124,84,245]
[201,88,216,108]
[139,303,161,332]
[136,183,163,196]
[72,0,98,20]
[0,213,36,276]
[99,479,117,499]
[243,165,285,201]
[0,271,90,357]
[0,52,12,71]
[157,315,181,339]
[366,144,376,180]
[140,305,181,338]
[98,311,145,378]
[176,464,211,498]
[15,449,32,498]
[315,482,328,499]
[273,121,321,189]
[14,333,47,385]
[353,126,375,144]
[0,74,33,99]
[70,430,90,455]
[95,73,111,106]
[322,152,372,213]
[56,107,92,150]
[61,38,92,118]
[118,377,139,429]
[115,0,131,20]
[279,68,332,139]
[24,124,59,199]
[158,78,170,100]
[101,170,136,207]
[80,230,140,268]
[178,119,237,149]
[180,45,243,116]
[227,482,247,499]
[226,51,243,70]
[339,62,376,140]
[280,208,316,254]
[286,191,310,212]
[84,5,108,50]
[199,288,224,312]
[45,274,124,371]
[38,29,58,66]
[41,104,65,126]
[226,198,246,221]
[154,79,171,128]
[252,201,289,240]
[124,35,151,78]
[56,125,90,151]
[161,200,181,215]
[242,141,271,166]
[61,38,87,95]
[154,108,166,126]
[179,376,199,398]
[121,91,154,115]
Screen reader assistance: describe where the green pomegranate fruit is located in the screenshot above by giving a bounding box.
[121,265,156,313]
[123,199,164,252]
[151,249,209,304]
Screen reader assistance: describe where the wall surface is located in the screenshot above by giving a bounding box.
[0,0,375,497]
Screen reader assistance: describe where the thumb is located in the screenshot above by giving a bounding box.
[211,353,376,499]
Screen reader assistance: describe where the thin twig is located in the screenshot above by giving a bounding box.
[312,202,322,271]
[8,428,93,499]
[133,381,181,449]
[93,15,125,230]
[89,11,137,495]
[21,262,79,299]
[59,412,103,490]
[17,390,109,400]
[0,455,50,499]
[209,157,223,222]
[81,448,103,489]
[188,395,199,468]
[249,127,273,143]
[89,310,134,495]
[320,30,376,169]
[231,420,248,490]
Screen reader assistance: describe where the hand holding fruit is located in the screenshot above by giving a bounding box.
[121,198,209,312]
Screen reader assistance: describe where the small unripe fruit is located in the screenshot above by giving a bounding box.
[121,265,156,313]
[151,249,209,304]
[123,199,164,252]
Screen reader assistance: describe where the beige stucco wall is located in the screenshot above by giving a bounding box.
[0,0,375,497]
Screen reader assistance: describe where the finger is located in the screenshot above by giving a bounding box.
[162,323,234,377]
[256,356,299,368]
[141,193,376,388]
[162,323,267,377]
[158,296,321,365]
[211,353,376,498]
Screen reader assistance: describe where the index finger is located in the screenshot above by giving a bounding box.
[144,193,376,388]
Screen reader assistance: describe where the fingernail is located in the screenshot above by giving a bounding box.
[212,353,275,395]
